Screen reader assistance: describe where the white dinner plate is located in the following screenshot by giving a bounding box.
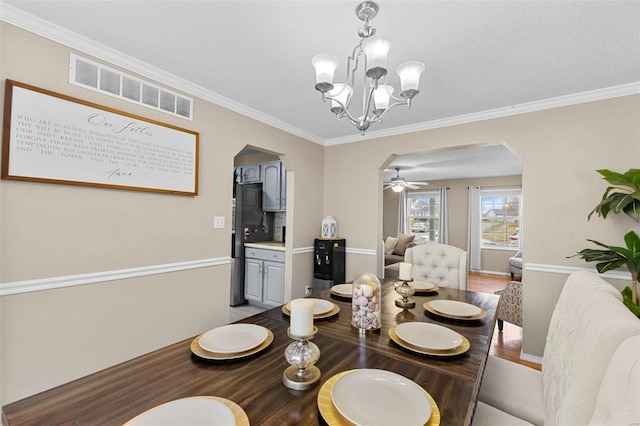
[412,280,436,291]
[125,397,236,426]
[330,284,353,297]
[198,324,268,354]
[331,369,432,426]
[395,322,463,351]
[428,300,482,318]
[286,298,334,315]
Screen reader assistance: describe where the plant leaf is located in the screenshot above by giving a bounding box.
[590,169,640,222]
[596,169,628,186]
[624,230,640,252]
[621,288,640,317]
[585,239,613,249]
[595,259,627,273]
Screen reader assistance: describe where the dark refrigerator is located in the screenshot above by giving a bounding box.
[313,238,346,292]
[230,182,274,306]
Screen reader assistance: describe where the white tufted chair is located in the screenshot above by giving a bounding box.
[404,243,468,290]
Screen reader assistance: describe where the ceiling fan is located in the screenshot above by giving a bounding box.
[384,168,429,192]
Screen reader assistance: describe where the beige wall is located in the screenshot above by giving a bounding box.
[383,175,522,274]
[0,23,324,404]
[325,97,640,359]
[2,20,639,406]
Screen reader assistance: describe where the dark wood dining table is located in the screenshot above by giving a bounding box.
[2,281,499,426]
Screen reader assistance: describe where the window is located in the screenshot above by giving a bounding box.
[406,191,440,242]
[480,188,521,248]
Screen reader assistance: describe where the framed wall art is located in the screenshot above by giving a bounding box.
[2,79,199,195]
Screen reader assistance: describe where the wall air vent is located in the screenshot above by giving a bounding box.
[69,53,193,120]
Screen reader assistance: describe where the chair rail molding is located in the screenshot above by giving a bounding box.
[0,258,229,296]
[525,263,632,281]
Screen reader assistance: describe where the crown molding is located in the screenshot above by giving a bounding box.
[0,4,325,145]
[2,4,638,148]
[324,81,640,146]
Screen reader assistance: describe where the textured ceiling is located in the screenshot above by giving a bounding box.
[1,1,637,180]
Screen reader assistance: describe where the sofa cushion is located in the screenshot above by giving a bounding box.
[392,233,415,256]
[384,253,404,266]
[384,237,398,255]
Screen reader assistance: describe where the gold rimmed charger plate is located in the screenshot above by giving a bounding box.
[389,325,470,357]
[191,329,274,361]
[330,285,353,299]
[123,396,250,426]
[281,303,340,320]
[423,301,487,320]
[413,284,439,294]
[317,370,440,426]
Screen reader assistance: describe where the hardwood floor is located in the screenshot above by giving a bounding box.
[229,271,541,371]
[468,272,541,371]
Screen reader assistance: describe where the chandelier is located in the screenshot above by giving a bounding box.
[312,1,425,135]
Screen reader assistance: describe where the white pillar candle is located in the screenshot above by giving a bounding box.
[399,262,413,281]
[290,299,314,337]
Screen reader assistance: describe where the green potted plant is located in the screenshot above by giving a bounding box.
[588,168,640,222]
[573,168,640,316]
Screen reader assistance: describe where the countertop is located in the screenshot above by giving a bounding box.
[244,241,285,251]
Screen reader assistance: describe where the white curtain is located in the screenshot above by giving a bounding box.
[467,186,482,270]
[438,187,449,244]
[397,190,407,235]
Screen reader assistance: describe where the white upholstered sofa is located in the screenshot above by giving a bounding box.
[473,270,640,426]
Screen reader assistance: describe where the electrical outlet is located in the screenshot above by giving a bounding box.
[213,216,225,229]
[305,286,313,295]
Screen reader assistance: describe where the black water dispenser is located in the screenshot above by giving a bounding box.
[312,238,346,292]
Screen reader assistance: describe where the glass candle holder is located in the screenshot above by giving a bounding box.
[395,279,416,308]
[283,327,321,390]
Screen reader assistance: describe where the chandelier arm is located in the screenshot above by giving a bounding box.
[388,92,405,103]
[372,99,410,122]
[325,95,361,125]
[361,81,377,123]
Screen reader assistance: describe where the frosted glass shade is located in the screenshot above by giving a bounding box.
[312,54,339,93]
[328,84,352,115]
[396,61,425,99]
[361,36,390,79]
[373,84,394,113]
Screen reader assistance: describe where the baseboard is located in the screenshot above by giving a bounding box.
[520,351,543,365]
[473,270,511,277]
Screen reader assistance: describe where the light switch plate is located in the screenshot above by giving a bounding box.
[213,216,225,229]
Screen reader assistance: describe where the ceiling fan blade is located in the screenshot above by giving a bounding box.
[405,183,420,189]
[407,181,429,186]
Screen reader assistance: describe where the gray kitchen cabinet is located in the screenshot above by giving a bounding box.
[262,161,286,211]
[238,164,261,183]
[244,247,285,307]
